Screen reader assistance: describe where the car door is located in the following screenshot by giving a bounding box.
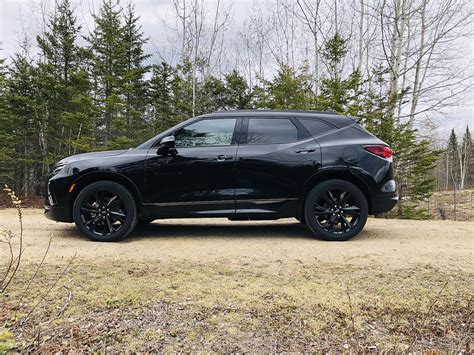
[144,117,241,217]
[235,116,321,216]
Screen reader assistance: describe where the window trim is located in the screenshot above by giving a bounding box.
[239,116,310,146]
[172,117,241,149]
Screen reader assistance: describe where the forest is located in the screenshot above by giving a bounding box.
[0,0,473,218]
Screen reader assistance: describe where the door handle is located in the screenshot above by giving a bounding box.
[295,146,316,154]
[215,155,233,162]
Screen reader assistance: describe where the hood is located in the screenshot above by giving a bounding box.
[58,149,129,164]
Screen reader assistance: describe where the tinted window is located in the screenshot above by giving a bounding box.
[298,118,335,136]
[247,118,298,144]
[175,119,236,147]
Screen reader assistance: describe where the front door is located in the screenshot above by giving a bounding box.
[144,117,240,217]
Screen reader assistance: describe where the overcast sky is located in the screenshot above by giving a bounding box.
[1,0,472,139]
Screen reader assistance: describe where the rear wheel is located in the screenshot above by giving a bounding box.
[304,179,368,241]
[73,181,137,242]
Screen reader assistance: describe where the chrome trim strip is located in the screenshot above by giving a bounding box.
[236,198,298,204]
[143,198,298,207]
[143,200,232,207]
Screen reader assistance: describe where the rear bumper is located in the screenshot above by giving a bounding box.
[44,204,73,223]
[371,192,398,214]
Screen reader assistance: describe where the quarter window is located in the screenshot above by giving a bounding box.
[174,118,236,147]
[298,118,335,136]
[246,118,298,144]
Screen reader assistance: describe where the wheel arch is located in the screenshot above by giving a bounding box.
[69,171,143,219]
[298,169,373,220]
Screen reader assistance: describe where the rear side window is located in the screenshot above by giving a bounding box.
[246,118,298,144]
[298,118,335,137]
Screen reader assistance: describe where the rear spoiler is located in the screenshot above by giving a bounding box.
[348,116,363,123]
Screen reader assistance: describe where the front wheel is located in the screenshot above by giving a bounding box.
[304,179,368,241]
[73,181,137,242]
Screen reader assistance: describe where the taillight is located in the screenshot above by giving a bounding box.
[364,145,393,158]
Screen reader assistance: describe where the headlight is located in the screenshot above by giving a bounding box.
[47,182,55,205]
[51,163,72,176]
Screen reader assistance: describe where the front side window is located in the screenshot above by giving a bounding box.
[174,118,237,147]
[246,118,298,145]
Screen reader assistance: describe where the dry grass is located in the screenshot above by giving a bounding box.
[421,189,474,221]
[2,259,472,352]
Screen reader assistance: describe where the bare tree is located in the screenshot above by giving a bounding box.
[373,0,474,123]
[168,0,231,115]
[293,0,326,93]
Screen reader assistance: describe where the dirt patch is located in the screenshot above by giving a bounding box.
[0,209,473,352]
[0,209,473,271]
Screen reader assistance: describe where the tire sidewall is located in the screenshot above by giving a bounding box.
[73,181,137,242]
[304,179,368,241]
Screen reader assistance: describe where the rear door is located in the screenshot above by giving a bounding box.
[235,116,321,216]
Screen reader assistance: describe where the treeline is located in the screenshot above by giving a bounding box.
[0,0,470,218]
[436,127,473,191]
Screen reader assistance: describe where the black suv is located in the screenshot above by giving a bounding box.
[45,110,398,242]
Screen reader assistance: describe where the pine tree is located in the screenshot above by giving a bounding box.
[87,0,126,146]
[317,33,363,115]
[461,126,472,188]
[221,70,252,109]
[173,60,194,118]
[36,0,93,158]
[2,52,41,196]
[447,129,459,189]
[148,62,180,133]
[255,65,312,109]
[359,70,442,218]
[0,55,16,188]
[198,75,225,113]
[118,4,151,146]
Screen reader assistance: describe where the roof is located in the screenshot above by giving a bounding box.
[200,109,356,128]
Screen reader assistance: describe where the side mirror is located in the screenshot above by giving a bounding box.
[160,135,175,148]
[157,136,176,155]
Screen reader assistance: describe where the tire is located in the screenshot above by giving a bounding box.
[73,181,138,242]
[304,179,368,241]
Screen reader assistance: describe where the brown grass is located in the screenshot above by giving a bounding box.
[1,260,472,352]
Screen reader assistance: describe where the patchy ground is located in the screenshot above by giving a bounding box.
[0,209,473,352]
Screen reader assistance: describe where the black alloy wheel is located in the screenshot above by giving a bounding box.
[304,179,368,241]
[73,181,137,242]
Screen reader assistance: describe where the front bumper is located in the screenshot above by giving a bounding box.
[371,192,398,214]
[44,169,75,223]
[44,203,73,222]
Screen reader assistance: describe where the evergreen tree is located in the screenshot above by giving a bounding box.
[2,52,41,195]
[87,0,126,146]
[221,70,252,109]
[0,56,15,188]
[255,65,312,109]
[148,62,180,133]
[461,126,472,188]
[447,129,459,189]
[360,71,442,217]
[317,33,363,115]
[118,4,151,146]
[36,0,94,158]
[173,60,195,117]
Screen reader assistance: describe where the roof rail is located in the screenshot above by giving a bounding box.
[210,109,340,115]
